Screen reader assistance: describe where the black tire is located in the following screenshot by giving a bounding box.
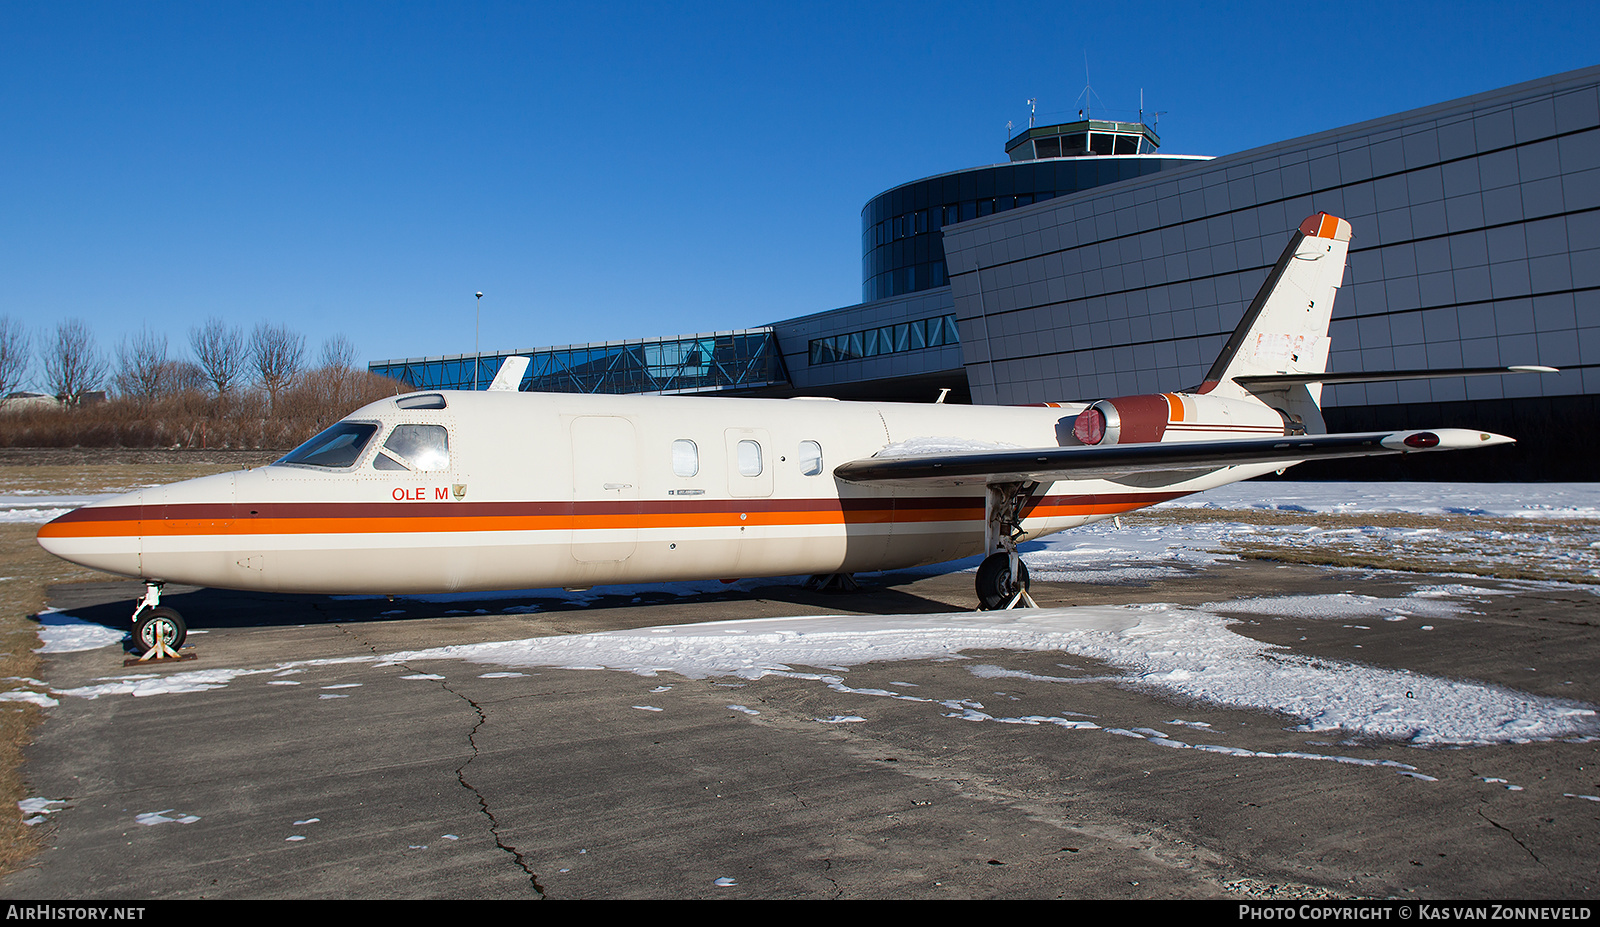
[975,552,1029,610]
[134,606,187,652]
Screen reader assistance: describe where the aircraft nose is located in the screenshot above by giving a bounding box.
[37,470,244,583]
[36,488,148,578]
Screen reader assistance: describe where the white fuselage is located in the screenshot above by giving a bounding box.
[38,390,1281,594]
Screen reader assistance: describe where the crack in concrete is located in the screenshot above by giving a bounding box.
[440,676,549,898]
[1476,807,1544,868]
[821,856,841,899]
[325,621,548,897]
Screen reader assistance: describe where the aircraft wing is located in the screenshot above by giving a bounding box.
[833,428,1512,488]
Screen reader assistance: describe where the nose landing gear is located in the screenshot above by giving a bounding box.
[126,583,193,664]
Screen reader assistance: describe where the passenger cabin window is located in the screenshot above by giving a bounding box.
[276,422,379,469]
[374,424,451,471]
[798,440,823,476]
[672,439,698,477]
[737,440,763,477]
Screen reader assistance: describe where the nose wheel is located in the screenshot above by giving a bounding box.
[135,606,187,653]
[127,583,192,663]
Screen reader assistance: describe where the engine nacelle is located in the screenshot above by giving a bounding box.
[1070,392,1297,446]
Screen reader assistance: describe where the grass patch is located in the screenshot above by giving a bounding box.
[0,456,247,877]
[1129,507,1600,585]
[1226,546,1587,584]
[0,525,115,875]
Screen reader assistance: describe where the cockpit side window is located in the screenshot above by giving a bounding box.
[374,424,451,471]
[276,422,380,469]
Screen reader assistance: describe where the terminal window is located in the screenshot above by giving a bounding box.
[808,314,959,365]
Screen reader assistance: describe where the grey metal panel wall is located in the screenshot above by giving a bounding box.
[942,65,1600,410]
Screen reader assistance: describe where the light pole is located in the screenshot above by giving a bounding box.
[474,291,483,390]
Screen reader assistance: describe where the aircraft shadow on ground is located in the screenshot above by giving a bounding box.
[42,569,976,638]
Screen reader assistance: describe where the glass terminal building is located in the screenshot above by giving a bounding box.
[372,64,1600,478]
[370,328,787,397]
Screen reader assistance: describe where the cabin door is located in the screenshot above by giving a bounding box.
[570,415,640,562]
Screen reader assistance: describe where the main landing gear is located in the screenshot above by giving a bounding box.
[804,572,861,594]
[977,482,1039,611]
[127,582,192,664]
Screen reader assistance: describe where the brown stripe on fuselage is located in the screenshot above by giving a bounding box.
[38,491,1187,538]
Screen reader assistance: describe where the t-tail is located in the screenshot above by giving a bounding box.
[1061,212,1546,448]
[1195,212,1351,432]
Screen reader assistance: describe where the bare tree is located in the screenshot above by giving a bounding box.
[115,327,170,402]
[320,333,357,372]
[190,318,245,395]
[250,322,306,412]
[0,316,28,398]
[163,360,207,394]
[43,319,105,407]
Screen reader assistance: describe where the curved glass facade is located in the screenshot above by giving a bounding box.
[861,156,1204,302]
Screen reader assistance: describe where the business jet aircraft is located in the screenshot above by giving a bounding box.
[39,214,1545,656]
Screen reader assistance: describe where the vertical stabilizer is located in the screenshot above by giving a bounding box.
[1199,213,1351,411]
[487,356,531,392]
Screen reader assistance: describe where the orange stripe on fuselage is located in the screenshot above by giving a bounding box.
[39,493,1185,539]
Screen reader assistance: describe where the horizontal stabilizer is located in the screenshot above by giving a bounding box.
[834,429,1513,488]
[1235,365,1557,391]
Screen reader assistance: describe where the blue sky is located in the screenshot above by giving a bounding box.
[2,1,1597,377]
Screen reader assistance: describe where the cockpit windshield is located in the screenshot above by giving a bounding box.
[373,424,450,471]
[275,422,379,469]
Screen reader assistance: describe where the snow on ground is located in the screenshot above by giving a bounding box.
[1207,590,1473,621]
[1008,519,1598,588]
[47,594,1600,749]
[19,483,1600,758]
[34,610,128,653]
[0,494,112,524]
[1014,520,1229,584]
[1019,483,1600,586]
[1162,482,1600,519]
[17,798,69,825]
[372,602,1596,746]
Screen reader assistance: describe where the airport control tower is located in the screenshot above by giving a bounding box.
[1003,116,1162,160]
